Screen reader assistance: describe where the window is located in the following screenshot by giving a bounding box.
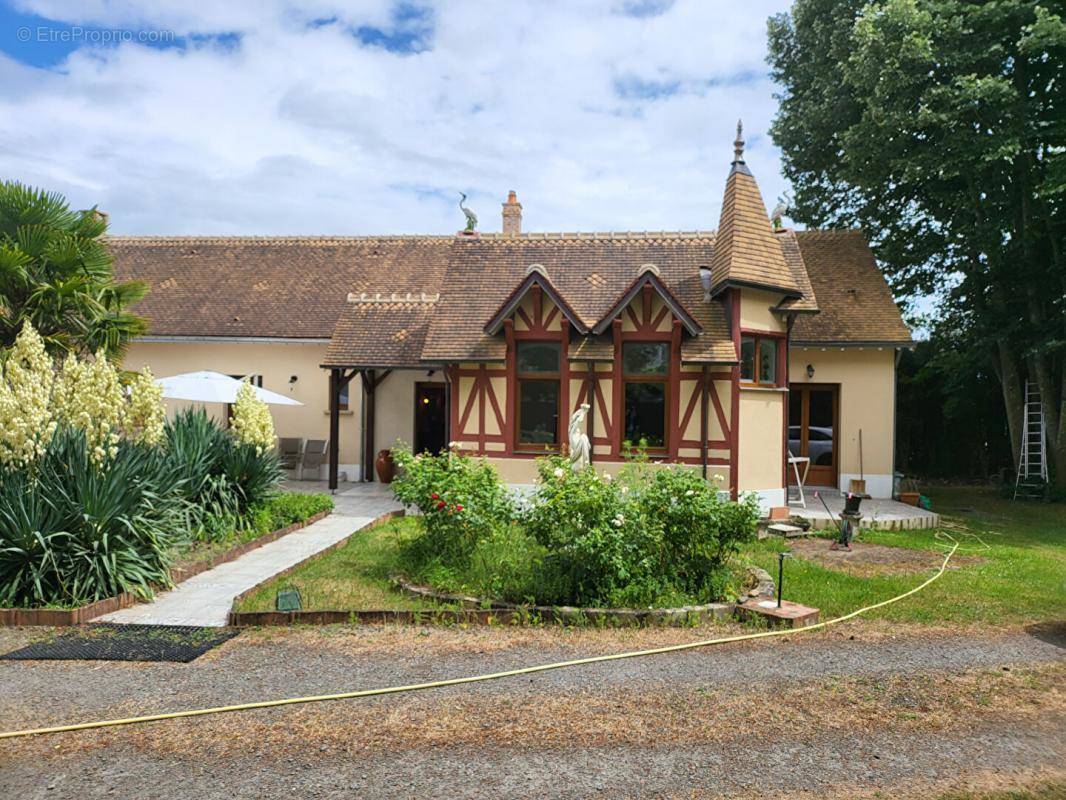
[740,335,780,386]
[338,381,349,411]
[516,341,561,446]
[622,341,668,449]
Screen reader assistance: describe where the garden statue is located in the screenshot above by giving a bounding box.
[458,192,478,233]
[568,403,591,471]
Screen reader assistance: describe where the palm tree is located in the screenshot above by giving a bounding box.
[0,181,146,357]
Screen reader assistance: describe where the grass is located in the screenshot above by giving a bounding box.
[936,784,1066,800]
[239,487,1064,626]
[742,487,1066,624]
[236,517,447,613]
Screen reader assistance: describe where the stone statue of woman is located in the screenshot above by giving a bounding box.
[568,403,591,471]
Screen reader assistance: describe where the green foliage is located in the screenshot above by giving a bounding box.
[639,466,760,597]
[391,451,759,608]
[768,0,1065,486]
[163,408,283,540]
[0,426,189,607]
[255,492,334,530]
[0,181,147,357]
[391,445,515,563]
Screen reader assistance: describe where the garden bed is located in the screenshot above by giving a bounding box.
[0,502,331,627]
[229,516,736,628]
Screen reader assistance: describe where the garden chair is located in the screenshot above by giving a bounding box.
[787,449,810,508]
[277,437,303,472]
[299,439,328,480]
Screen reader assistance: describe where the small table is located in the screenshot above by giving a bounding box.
[787,454,810,508]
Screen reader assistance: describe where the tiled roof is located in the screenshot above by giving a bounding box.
[322,294,438,368]
[109,236,453,339]
[419,232,737,363]
[110,227,908,364]
[792,230,912,345]
[709,165,801,297]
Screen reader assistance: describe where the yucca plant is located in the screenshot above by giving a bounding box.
[0,427,189,607]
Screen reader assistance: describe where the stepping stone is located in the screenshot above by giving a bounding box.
[737,599,820,629]
[768,523,805,537]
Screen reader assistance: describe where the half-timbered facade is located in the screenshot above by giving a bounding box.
[114,133,912,508]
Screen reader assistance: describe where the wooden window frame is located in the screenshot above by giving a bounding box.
[739,331,786,388]
[514,341,563,452]
[621,341,670,453]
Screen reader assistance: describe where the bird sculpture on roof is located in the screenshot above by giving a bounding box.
[770,196,790,230]
[458,192,478,233]
[568,403,591,471]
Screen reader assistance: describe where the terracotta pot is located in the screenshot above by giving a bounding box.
[898,491,920,507]
[375,449,396,484]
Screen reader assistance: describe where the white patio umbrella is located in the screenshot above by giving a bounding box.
[155,370,302,406]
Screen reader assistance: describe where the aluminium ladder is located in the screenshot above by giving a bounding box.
[1013,380,1048,500]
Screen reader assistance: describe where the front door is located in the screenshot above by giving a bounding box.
[788,384,839,488]
[414,383,447,455]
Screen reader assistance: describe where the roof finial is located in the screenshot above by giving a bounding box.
[733,119,745,163]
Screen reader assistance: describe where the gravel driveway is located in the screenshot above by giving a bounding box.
[1,623,1063,798]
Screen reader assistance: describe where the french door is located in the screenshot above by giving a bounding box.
[788,384,839,488]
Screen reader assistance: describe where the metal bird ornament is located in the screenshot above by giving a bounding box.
[771,196,790,230]
[458,192,478,233]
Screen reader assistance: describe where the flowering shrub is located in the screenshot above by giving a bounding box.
[392,444,515,563]
[522,456,662,606]
[126,366,165,446]
[0,324,56,469]
[636,466,759,598]
[230,381,276,453]
[53,351,125,464]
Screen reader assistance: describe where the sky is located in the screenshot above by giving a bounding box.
[0,0,797,236]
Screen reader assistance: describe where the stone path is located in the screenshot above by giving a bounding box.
[99,483,401,627]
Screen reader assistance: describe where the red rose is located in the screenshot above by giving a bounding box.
[455,504,464,512]
[431,492,439,500]
[436,501,446,510]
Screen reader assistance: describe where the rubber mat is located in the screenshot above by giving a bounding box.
[0,624,239,663]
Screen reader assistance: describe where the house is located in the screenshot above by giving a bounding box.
[113,130,911,507]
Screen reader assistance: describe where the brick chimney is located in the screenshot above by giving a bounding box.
[502,190,522,237]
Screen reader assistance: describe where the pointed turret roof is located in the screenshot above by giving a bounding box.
[707,122,801,297]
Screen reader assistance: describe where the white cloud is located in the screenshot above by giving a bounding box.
[0,0,795,235]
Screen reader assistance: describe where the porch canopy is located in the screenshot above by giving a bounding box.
[156,370,302,406]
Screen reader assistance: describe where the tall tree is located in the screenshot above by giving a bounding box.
[0,181,146,358]
[768,0,1066,488]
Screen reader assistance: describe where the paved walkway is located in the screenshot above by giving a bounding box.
[100,482,401,627]
[789,486,940,530]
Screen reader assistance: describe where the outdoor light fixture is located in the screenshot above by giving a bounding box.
[289,375,298,384]
[422,397,430,405]
[806,364,815,379]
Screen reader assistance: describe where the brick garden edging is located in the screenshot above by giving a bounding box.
[0,509,331,628]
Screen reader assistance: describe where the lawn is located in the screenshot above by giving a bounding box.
[744,487,1066,624]
[239,487,1064,625]
[236,517,449,613]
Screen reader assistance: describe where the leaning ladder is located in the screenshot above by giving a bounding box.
[1014,380,1048,500]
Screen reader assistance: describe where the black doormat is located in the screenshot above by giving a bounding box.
[0,624,240,663]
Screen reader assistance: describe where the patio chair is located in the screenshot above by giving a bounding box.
[787,450,810,508]
[277,437,303,472]
[299,439,328,481]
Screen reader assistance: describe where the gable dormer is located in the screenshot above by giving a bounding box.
[484,264,586,337]
[592,264,701,336]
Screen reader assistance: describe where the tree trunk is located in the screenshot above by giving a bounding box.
[994,342,1024,474]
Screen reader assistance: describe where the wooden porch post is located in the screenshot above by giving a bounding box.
[328,368,341,491]
[361,369,376,482]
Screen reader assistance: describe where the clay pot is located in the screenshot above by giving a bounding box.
[375,449,396,484]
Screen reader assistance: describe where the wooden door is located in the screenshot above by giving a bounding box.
[788,384,839,488]
[414,383,447,455]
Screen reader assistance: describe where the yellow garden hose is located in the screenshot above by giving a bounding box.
[0,534,961,741]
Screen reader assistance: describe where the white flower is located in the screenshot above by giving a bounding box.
[448,441,459,449]
[621,486,629,494]
[553,467,565,478]
[602,471,612,482]
[713,474,725,483]
[612,514,625,527]
[230,381,276,453]
[53,349,125,465]
[685,489,695,496]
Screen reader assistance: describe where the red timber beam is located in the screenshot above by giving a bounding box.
[729,288,741,500]
[668,318,682,460]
